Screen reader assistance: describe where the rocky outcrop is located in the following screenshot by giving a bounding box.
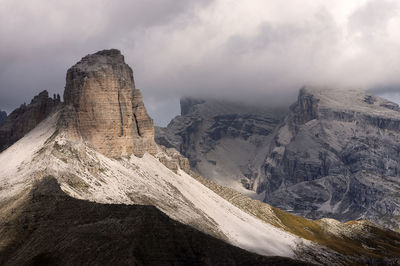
[260,87,400,230]
[0,90,61,152]
[156,98,286,193]
[63,49,156,158]
[0,110,6,126]
[291,88,319,126]
[157,146,191,174]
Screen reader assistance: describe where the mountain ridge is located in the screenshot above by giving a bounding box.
[261,86,400,230]
[156,87,400,231]
[1,49,400,265]
[0,90,61,152]
[0,50,306,263]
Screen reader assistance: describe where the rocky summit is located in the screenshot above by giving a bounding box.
[63,49,156,158]
[0,90,61,152]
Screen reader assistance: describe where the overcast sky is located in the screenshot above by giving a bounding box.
[1,0,400,125]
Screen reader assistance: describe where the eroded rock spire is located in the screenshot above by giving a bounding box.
[63,49,156,157]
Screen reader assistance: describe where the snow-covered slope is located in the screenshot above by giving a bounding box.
[0,111,59,201]
[0,111,303,258]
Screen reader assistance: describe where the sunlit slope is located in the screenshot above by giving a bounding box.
[191,172,400,261]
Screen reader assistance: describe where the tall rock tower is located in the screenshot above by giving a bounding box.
[63,49,157,158]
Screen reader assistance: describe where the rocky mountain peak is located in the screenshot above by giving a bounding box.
[95,48,122,56]
[66,49,126,76]
[0,90,61,152]
[31,90,51,103]
[158,87,400,230]
[290,87,320,126]
[63,49,156,158]
[261,87,400,229]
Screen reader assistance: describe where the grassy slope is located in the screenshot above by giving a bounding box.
[189,170,400,261]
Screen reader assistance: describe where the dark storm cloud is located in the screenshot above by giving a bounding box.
[0,0,211,121]
[1,0,400,125]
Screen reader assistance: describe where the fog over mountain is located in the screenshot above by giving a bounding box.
[1,0,400,125]
[374,89,400,106]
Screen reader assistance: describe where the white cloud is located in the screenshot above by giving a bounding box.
[0,0,399,124]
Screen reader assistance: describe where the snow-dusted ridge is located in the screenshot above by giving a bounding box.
[0,111,59,201]
[0,111,305,258]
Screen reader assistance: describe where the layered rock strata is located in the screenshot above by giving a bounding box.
[157,88,400,230]
[63,49,156,158]
[260,87,400,229]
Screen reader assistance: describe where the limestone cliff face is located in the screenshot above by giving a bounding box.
[157,88,400,230]
[63,49,156,158]
[0,90,61,152]
[260,87,400,230]
[132,89,158,156]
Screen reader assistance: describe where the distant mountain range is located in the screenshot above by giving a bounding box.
[157,87,400,231]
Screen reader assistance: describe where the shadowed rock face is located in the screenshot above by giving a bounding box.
[0,90,61,152]
[63,49,156,158]
[0,110,6,126]
[156,98,286,192]
[260,87,400,229]
[0,177,309,266]
[132,89,158,157]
